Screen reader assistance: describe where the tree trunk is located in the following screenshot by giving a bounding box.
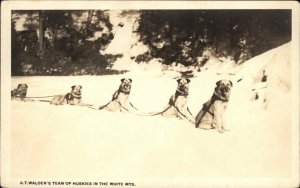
[191,13,200,58]
[38,11,44,57]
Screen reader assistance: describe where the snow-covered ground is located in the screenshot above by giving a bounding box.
[9,42,295,187]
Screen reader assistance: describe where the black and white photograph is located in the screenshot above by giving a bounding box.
[1,1,299,188]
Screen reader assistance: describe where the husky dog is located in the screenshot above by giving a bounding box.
[99,78,133,112]
[195,79,233,133]
[161,78,194,123]
[11,84,28,100]
[50,85,83,105]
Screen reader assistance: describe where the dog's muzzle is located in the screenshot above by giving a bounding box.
[223,86,230,92]
[17,88,27,96]
[219,86,231,98]
[179,85,189,93]
[123,84,131,91]
[19,89,27,94]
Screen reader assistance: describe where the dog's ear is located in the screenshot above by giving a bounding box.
[25,84,28,88]
[186,78,191,83]
[71,85,76,90]
[17,84,22,88]
[177,78,182,83]
[229,80,233,87]
[79,85,82,89]
[121,78,125,83]
[216,80,221,87]
[129,79,132,83]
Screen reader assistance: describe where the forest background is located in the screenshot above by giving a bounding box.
[11,10,291,76]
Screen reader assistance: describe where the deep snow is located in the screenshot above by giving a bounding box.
[10,42,294,187]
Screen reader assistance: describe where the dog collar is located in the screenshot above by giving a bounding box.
[119,89,130,95]
[176,89,189,96]
[212,92,229,102]
[69,93,82,99]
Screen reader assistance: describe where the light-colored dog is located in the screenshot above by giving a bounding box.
[99,78,133,112]
[195,79,233,133]
[50,85,83,105]
[161,78,194,123]
[11,84,28,100]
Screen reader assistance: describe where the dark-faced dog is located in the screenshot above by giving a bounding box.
[161,78,194,123]
[50,85,82,105]
[11,84,28,100]
[195,79,233,133]
[99,78,133,112]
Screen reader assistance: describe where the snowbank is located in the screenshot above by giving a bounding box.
[229,42,291,111]
[9,42,293,185]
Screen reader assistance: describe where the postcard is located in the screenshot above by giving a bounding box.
[1,1,299,188]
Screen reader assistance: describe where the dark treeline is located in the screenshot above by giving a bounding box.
[137,10,291,66]
[11,10,291,76]
[12,10,120,76]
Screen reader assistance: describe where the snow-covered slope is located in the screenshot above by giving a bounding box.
[101,10,149,71]
[228,42,291,112]
[10,42,294,186]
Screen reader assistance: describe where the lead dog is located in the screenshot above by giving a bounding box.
[50,85,83,105]
[161,78,194,123]
[195,79,232,133]
[99,78,133,112]
[11,84,28,100]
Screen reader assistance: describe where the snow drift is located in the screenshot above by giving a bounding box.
[10,42,293,187]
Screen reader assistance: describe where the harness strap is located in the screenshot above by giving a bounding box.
[117,101,131,112]
[129,102,139,110]
[99,89,129,110]
[64,93,82,104]
[187,107,194,116]
[98,99,113,110]
[195,96,215,128]
[97,92,194,124]
[147,94,194,123]
[195,93,228,128]
[118,101,193,124]
[173,105,195,124]
[112,89,130,100]
[119,90,130,95]
[24,95,57,99]
[213,90,229,102]
[175,89,189,97]
[146,105,172,116]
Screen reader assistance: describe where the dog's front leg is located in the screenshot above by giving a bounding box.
[186,107,195,124]
[221,103,230,132]
[176,107,194,124]
[213,101,224,133]
[184,108,195,124]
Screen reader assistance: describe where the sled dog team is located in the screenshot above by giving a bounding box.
[11,78,233,133]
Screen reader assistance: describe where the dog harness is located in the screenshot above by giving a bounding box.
[195,91,229,128]
[99,88,131,110]
[64,93,81,104]
[165,89,194,123]
[168,89,189,106]
[118,89,130,95]
[202,94,226,114]
[175,89,189,96]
